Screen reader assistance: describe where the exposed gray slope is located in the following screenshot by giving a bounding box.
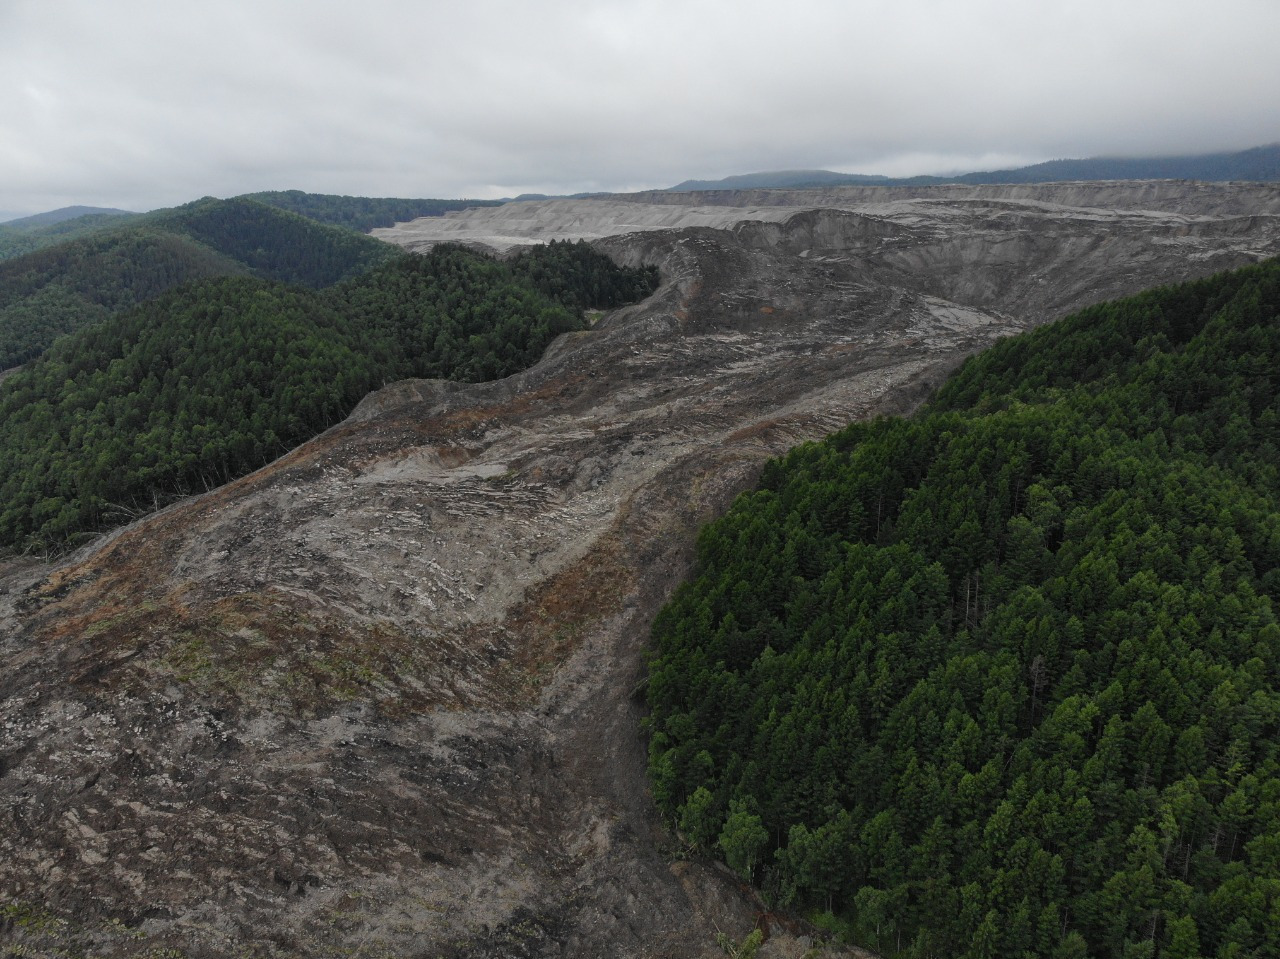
[2,183,1279,958]
[374,180,1280,256]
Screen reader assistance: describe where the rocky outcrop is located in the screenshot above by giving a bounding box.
[3,184,1279,957]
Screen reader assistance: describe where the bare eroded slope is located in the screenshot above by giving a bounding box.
[2,184,1279,957]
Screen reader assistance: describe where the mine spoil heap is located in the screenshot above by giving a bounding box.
[2,183,1279,957]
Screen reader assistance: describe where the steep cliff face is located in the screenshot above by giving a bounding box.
[2,185,1279,958]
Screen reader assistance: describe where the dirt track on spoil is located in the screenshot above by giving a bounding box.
[3,183,1279,957]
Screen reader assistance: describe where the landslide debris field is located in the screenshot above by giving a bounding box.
[3,183,1279,958]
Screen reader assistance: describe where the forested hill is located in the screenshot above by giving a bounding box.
[0,241,658,555]
[646,258,1280,958]
[242,190,503,233]
[0,197,396,369]
[0,191,503,267]
[0,208,139,263]
[148,196,398,286]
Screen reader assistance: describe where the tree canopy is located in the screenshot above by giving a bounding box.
[646,257,1280,959]
[0,209,139,263]
[0,197,399,369]
[241,190,503,233]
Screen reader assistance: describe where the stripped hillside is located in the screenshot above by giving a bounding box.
[1,182,1279,958]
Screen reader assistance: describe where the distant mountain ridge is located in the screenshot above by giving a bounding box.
[669,143,1280,191]
[668,169,894,191]
[0,205,136,228]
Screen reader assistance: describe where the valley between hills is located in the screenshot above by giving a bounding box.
[2,182,1280,957]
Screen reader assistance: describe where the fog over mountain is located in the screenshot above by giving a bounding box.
[2,0,1278,216]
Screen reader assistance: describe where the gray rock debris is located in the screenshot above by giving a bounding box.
[2,182,1279,958]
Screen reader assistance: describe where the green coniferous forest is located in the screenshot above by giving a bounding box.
[0,193,499,268]
[242,190,502,233]
[0,240,657,555]
[0,197,400,370]
[0,209,140,263]
[646,258,1280,958]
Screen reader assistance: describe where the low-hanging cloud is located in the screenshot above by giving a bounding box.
[2,0,1278,217]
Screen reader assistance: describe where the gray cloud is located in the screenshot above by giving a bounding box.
[2,0,1278,216]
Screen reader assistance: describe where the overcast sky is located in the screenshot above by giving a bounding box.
[2,0,1278,219]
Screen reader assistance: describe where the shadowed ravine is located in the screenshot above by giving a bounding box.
[2,183,1279,957]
